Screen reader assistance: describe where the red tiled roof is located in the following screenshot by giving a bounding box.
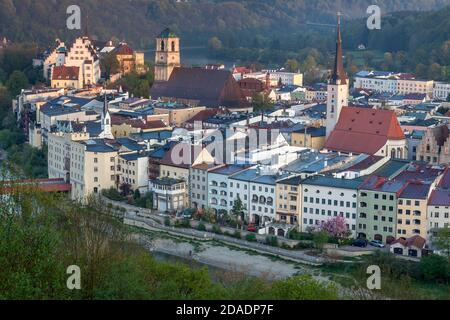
[111,115,167,130]
[325,107,405,155]
[52,66,80,80]
[391,235,426,249]
[233,67,252,74]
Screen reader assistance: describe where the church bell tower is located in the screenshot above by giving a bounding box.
[154,28,181,82]
[326,13,349,139]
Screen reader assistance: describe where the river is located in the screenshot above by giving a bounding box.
[143,46,236,69]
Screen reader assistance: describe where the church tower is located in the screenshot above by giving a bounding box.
[154,28,181,82]
[326,13,349,139]
[100,93,114,139]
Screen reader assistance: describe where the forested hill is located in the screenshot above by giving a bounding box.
[0,0,449,48]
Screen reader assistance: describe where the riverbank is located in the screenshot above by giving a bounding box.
[147,237,308,280]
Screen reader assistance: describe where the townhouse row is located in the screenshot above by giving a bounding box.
[163,160,450,244]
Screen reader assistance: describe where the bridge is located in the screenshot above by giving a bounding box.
[0,178,71,194]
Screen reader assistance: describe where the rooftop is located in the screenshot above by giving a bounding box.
[325,107,406,155]
[399,182,432,200]
[209,165,250,176]
[428,189,450,206]
[302,175,363,190]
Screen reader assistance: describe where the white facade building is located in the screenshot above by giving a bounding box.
[301,176,361,236]
[434,82,450,101]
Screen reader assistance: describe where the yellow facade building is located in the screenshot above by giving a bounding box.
[276,176,303,227]
[397,182,435,239]
[291,127,326,150]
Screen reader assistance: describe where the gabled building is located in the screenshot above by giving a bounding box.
[416,125,450,165]
[324,15,407,159]
[325,107,407,158]
[65,36,101,86]
[51,65,82,89]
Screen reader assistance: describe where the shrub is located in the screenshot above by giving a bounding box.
[313,231,329,252]
[420,254,450,282]
[197,223,207,232]
[288,229,313,241]
[164,217,171,227]
[295,241,314,250]
[175,219,191,228]
[212,225,222,234]
[246,233,257,242]
[266,236,279,247]
[102,187,125,201]
[233,230,241,239]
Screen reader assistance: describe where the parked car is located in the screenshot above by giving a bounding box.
[351,239,368,248]
[247,223,258,232]
[181,209,194,219]
[369,240,385,248]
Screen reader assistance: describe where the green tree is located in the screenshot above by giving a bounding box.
[100,52,120,80]
[313,231,328,252]
[208,37,223,51]
[420,254,449,282]
[231,195,245,224]
[434,227,450,259]
[6,70,28,96]
[284,59,299,72]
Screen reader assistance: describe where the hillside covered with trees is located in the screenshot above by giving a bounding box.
[0,0,449,48]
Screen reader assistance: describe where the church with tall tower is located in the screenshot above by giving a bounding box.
[150,28,250,110]
[324,14,407,158]
[154,28,181,82]
[326,13,349,139]
[99,94,114,140]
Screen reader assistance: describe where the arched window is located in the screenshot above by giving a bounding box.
[160,40,165,51]
[171,41,176,52]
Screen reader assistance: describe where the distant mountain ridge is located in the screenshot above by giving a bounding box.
[0,0,449,48]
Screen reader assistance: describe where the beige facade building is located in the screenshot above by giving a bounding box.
[153,103,206,126]
[118,152,149,193]
[70,139,120,201]
[291,127,326,151]
[51,65,83,89]
[65,36,101,86]
[397,182,434,239]
[48,132,120,201]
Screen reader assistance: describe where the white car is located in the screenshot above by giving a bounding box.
[369,240,385,248]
